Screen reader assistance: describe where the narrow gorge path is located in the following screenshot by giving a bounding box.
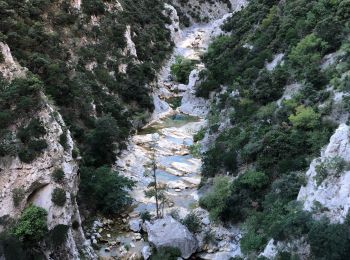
[97,11,237,259]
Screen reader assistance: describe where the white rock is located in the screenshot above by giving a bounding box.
[129,219,142,232]
[145,216,198,259]
[142,245,152,260]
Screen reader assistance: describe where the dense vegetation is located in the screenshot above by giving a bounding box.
[197,0,350,257]
[0,0,174,217]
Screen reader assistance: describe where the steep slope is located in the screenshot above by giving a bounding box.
[195,0,350,259]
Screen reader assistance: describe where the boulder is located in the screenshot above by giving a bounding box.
[145,216,198,259]
[142,245,152,260]
[129,219,142,232]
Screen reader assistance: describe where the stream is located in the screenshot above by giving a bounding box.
[97,11,236,259]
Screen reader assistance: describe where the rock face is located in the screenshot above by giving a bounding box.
[170,0,246,24]
[145,216,198,259]
[179,70,209,117]
[297,124,350,223]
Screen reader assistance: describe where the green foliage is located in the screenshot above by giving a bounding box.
[48,224,69,247]
[170,56,196,84]
[314,156,349,186]
[82,0,105,15]
[150,246,181,260]
[181,213,201,233]
[59,131,68,151]
[13,205,48,243]
[194,128,206,142]
[199,176,231,221]
[12,188,25,207]
[52,168,65,183]
[51,188,66,207]
[140,211,151,222]
[237,170,269,190]
[288,106,320,129]
[308,219,350,260]
[79,166,135,215]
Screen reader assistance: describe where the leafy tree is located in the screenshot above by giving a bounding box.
[79,166,135,215]
[199,176,231,221]
[288,106,320,129]
[51,188,66,207]
[170,56,196,84]
[13,205,48,243]
[150,246,181,260]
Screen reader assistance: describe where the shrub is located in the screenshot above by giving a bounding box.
[52,168,65,183]
[308,219,350,259]
[12,188,25,207]
[240,231,266,254]
[81,0,105,15]
[59,131,68,151]
[79,166,135,215]
[150,246,181,260]
[314,156,349,186]
[170,56,196,84]
[51,188,66,207]
[237,170,269,190]
[288,106,320,129]
[48,224,69,247]
[181,213,201,233]
[199,176,231,221]
[194,128,206,142]
[13,205,48,243]
[140,211,151,222]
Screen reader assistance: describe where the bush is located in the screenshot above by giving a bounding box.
[150,246,181,260]
[48,224,69,247]
[52,168,65,183]
[79,166,135,215]
[170,56,196,84]
[13,205,48,243]
[199,176,231,221]
[308,219,350,259]
[81,0,105,15]
[51,188,66,207]
[288,106,320,129]
[181,213,201,233]
[12,188,25,207]
[237,170,269,190]
[314,156,349,186]
[140,211,151,222]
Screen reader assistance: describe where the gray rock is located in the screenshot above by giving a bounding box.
[129,219,142,232]
[146,216,198,259]
[142,245,152,260]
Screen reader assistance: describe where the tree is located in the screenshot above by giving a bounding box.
[79,166,135,215]
[13,205,48,243]
[170,56,196,84]
[144,134,167,219]
[288,105,320,129]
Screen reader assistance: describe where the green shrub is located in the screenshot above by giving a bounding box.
[13,205,48,243]
[52,168,65,183]
[194,128,206,142]
[308,219,350,259]
[51,188,66,207]
[240,231,266,254]
[237,170,269,190]
[12,188,25,207]
[81,0,105,15]
[48,224,69,247]
[181,213,201,233]
[79,166,135,215]
[314,156,349,186]
[199,176,231,221]
[170,56,196,84]
[150,246,181,260]
[288,106,320,129]
[59,131,68,151]
[140,211,151,222]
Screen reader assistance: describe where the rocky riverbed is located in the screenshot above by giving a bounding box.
[91,4,246,259]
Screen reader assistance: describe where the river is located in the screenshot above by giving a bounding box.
[97,9,238,259]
